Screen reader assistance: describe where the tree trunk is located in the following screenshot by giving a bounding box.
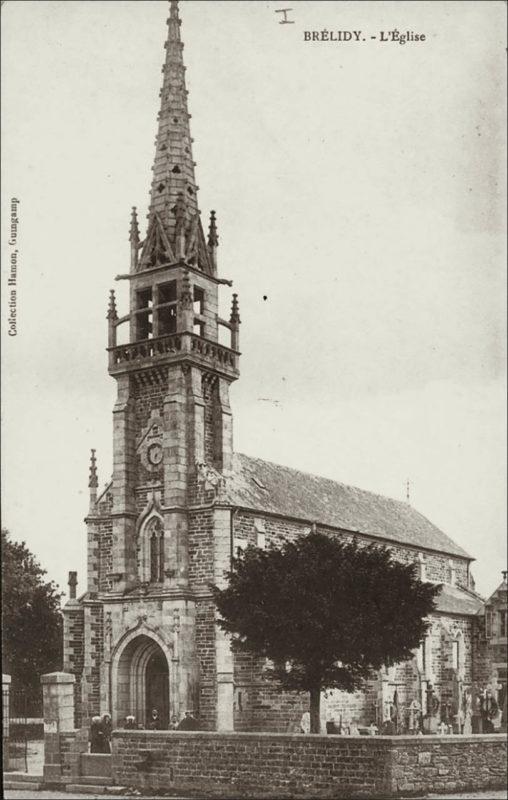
[309,685,321,734]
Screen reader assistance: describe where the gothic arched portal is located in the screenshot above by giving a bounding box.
[113,634,170,728]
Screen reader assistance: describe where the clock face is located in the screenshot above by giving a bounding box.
[147,443,163,466]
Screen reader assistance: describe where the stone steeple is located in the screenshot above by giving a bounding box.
[102,0,240,601]
[139,0,214,275]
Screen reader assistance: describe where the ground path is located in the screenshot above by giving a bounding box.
[4,790,507,800]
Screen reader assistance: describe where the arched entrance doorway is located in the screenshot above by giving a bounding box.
[145,649,169,726]
[114,634,170,728]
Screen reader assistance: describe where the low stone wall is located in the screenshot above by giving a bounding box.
[111,730,507,798]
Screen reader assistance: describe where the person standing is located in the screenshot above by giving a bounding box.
[148,708,161,730]
[176,710,200,730]
[481,689,499,733]
[89,717,103,753]
[101,713,112,753]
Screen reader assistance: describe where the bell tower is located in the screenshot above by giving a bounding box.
[106,0,240,595]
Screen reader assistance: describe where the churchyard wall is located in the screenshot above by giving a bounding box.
[108,729,507,798]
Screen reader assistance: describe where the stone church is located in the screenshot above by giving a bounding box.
[63,1,505,734]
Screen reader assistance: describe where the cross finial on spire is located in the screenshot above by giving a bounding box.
[89,449,98,489]
[406,478,410,503]
[170,0,180,21]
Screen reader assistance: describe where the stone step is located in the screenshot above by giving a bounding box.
[81,752,112,778]
[73,776,114,786]
[4,780,43,790]
[66,784,109,795]
[4,772,43,782]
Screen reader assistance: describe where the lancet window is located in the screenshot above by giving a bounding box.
[138,515,165,583]
[148,518,164,582]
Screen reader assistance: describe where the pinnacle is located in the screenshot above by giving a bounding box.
[208,210,219,248]
[129,207,140,244]
[89,449,99,489]
[107,289,117,320]
[230,293,241,325]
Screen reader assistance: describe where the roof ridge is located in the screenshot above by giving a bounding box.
[232,452,472,560]
[236,452,430,512]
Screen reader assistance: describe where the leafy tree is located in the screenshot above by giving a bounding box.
[1,529,63,705]
[212,532,439,733]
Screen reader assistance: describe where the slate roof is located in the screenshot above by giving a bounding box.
[433,583,484,616]
[226,453,472,560]
[480,575,508,612]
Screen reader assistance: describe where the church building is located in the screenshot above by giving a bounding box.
[63,1,502,735]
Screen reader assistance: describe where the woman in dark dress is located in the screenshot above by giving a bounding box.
[89,717,103,753]
[101,713,113,753]
[148,708,161,730]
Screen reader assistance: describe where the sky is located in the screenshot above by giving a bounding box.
[1,0,506,600]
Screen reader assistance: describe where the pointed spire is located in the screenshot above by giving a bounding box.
[147,0,198,250]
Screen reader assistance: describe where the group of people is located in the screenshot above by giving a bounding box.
[132,708,201,731]
[90,708,201,746]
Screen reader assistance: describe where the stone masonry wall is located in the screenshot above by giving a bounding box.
[234,511,469,587]
[80,602,104,725]
[188,506,216,728]
[87,517,114,595]
[188,507,214,586]
[62,606,85,728]
[195,599,216,730]
[133,375,168,432]
[110,730,507,798]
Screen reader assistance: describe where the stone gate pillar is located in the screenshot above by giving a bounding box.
[41,672,75,784]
